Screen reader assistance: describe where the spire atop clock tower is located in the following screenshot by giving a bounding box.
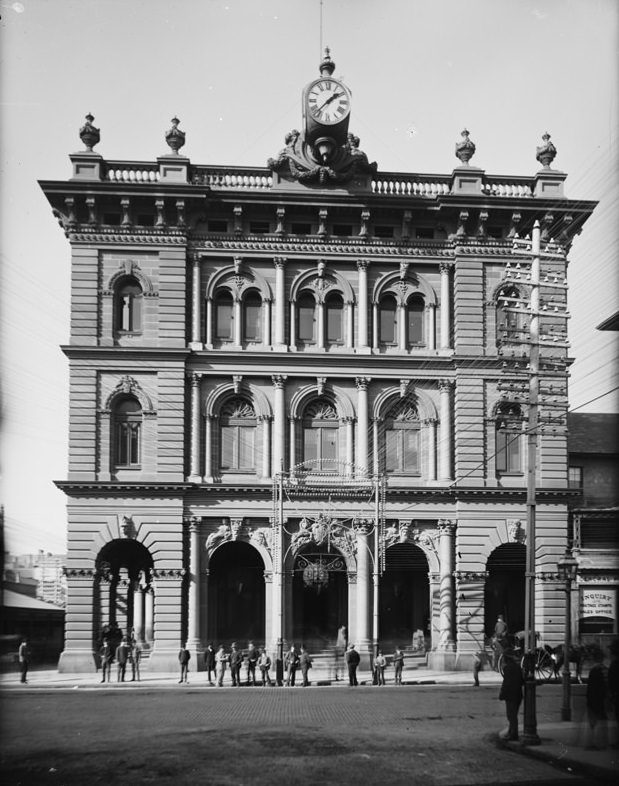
[319,47,336,77]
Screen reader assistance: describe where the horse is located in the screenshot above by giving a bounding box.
[545,643,588,683]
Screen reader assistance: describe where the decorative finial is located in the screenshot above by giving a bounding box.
[455,128,476,165]
[79,113,100,152]
[536,132,557,169]
[165,116,186,155]
[319,47,336,77]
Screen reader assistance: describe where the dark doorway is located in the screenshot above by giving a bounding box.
[484,544,526,638]
[208,542,265,646]
[292,545,347,651]
[379,543,429,650]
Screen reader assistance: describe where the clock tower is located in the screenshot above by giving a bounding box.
[302,48,351,162]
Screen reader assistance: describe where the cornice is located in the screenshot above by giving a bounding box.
[191,237,455,258]
[61,346,190,361]
[68,229,187,245]
[55,481,191,497]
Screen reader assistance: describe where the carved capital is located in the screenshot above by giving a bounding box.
[356,259,370,273]
[356,376,371,391]
[272,374,287,389]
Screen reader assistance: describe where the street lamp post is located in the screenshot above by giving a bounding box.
[557,548,579,721]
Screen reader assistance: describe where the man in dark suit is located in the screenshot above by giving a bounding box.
[346,644,360,686]
[99,638,113,683]
[229,642,243,686]
[178,642,191,683]
[499,648,524,740]
[204,642,216,685]
[115,637,131,682]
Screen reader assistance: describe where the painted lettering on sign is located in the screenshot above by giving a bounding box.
[581,589,616,619]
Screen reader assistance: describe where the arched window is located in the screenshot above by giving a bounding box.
[220,398,256,472]
[242,291,262,342]
[214,290,234,341]
[113,397,142,468]
[302,399,338,472]
[325,292,344,345]
[496,402,523,474]
[379,295,397,345]
[384,402,420,474]
[407,295,424,345]
[115,277,143,333]
[297,292,316,344]
[496,286,522,346]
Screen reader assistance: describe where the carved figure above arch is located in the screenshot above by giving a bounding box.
[290,513,357,561]
[104,259,156,296]
[103,375,155,413]
[372,268,436,306]
[289,384,355,421]
[290,264,355,305]
[206,262,271,301]
[205,381,272,420]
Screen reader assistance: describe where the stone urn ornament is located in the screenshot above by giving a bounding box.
[79,113,100,152]
[165,116,186,155]
[536,132,557,168]
[455,128,476,165]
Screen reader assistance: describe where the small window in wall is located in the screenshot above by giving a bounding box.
[114,397,142,468]
[297,292,316,343]
[379,296,397,345]
[496,403,523,474]
[214,290,234,341]
[291,222,312,235]
[332,224,353,236]
[208,220,228,233]
[115,277,143,333]
[136,214,154,227]
[243,292,262,342]
[568,466,583,488]
[416,228,434,239]
[103,213,121,226]
[374,225,395,238]
[249,221,270,234]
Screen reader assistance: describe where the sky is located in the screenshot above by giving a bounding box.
[0,0,617,555]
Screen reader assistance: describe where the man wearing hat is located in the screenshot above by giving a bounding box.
[498,648,524,741]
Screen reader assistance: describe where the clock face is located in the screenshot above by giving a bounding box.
[307,79,351,125]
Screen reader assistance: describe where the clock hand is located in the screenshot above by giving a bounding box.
[316,91,344,112]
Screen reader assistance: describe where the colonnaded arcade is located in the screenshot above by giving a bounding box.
[40,52,596,672]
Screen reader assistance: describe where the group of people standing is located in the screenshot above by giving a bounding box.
[98,635,142,683]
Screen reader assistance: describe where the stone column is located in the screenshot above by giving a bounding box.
[289,417,296,472]
[191,254,202,347]
[187,518,201,651]
[357,260,369,349]
[317,301,325,349]
[426,419,437,481]
[346,302,354,348]
[289,300,297,350]
[438,380,453,482]
[398,303,407,350]
[233,297,242,347]
[263,299,272,346]
[274,257,287,348]
[372,302,379,349]
[372,419,380,475]
[272,375,287,476]
[205,298,213,347]
[345,418,354,476]
[354,520,371,652]
[261,417,271,479]
[428,303,436,351]
[144,588,154,644]
[356,377,370,476]
[439,263,452,350]
[204,416,213,482]
[132,585,145,643]
[437,520,456,656]
[188,373,202,482]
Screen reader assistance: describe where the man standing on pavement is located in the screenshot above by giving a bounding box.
[99,638,113,683]
[299,646,312,686]
[18,639,30,684]
[284,645,299,686]
[393,646,404,685]
[498,648,523,741]
[130,641,141,682]
[178,642,191,684]
[229,642,243,686]
[246,641,258,686]
[204,642,216,685]
[115,637,131,682]
[346,643,360,686]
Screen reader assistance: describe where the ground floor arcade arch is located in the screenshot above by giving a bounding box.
[484,543,526,638]
[379,542,429,650]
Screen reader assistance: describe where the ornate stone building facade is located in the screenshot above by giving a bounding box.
[40,55,596,672]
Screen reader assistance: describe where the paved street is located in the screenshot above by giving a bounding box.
[1,682,616,785]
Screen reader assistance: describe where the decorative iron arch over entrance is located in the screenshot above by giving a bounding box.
[292,543,348,651]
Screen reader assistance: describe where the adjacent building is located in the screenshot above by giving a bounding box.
[39,53,597,672]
